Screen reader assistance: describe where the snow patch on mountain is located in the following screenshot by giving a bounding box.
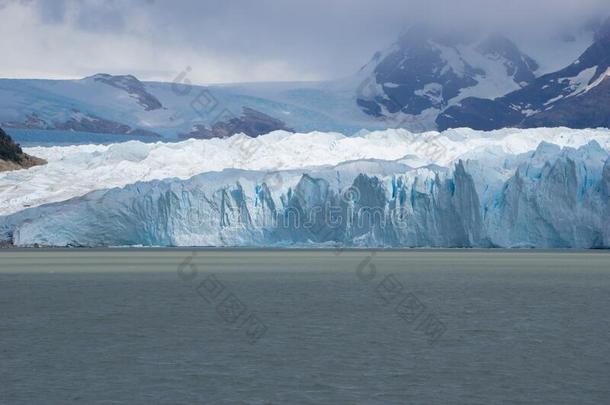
[557,66,598,99]
[581,67,610,94]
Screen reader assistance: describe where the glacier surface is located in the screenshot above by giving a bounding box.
[1,128,610,248]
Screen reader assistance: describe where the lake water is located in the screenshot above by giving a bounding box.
[1,250,609,404]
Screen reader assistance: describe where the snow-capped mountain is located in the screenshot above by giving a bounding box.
[2,128,610,248]
[0,18,606,138]
[438,18,610,130]
[355,25,540,130]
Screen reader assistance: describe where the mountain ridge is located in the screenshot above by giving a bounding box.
[0,18,607,137]
[437,17,610,130]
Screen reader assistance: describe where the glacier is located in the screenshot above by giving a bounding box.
[2,127,610,216]
[1,127,609,248]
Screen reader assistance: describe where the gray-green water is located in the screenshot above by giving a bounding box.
[1,250,610,404]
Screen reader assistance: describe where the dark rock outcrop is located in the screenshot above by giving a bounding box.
[0,127,45,172]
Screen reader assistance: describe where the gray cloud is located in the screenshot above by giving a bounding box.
[0,0,608,84]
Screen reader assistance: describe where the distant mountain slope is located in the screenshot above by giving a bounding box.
[0,19,605,136]
[0,75,375,138]
[437,18,610,130]
[90,73,163,111]
[179,107,294,139]
[0,75,162,137]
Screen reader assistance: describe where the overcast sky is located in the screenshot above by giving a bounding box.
[0,0,608,84]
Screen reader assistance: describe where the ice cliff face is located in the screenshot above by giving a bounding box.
[1,133,609,248]
[486,142,610,248]
[0,162,486,247]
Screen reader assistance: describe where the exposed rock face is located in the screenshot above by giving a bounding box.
[358,26,479,117]
[0,127,45,172]
[180,107,293,139]
[0,127,25,163]
[521,77,610,128]
[438,17,610,130]
[91,73,163,111]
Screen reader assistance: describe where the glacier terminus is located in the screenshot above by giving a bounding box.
[1,127,609,248]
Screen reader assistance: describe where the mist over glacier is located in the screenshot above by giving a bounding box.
[1,128,609,248]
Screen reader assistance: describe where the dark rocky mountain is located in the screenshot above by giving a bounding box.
[179,107,293,139]
[520,76,610,128]
[356,25,539,126]
[437,18,610,130]
[0,127,45,172]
